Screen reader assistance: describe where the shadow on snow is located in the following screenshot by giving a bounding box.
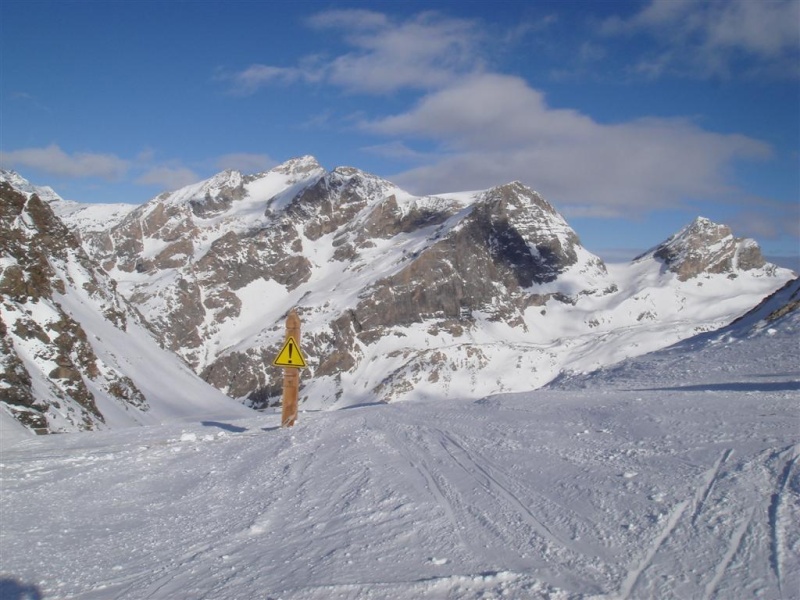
[0,578,43,600]
[632,381,799,393]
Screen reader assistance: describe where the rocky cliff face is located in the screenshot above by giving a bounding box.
[0,183,143,432]
[5,161,792,415]
[352,182,605,331]
[0,178,251,436]
[75,156,328,368]
[637,216,769,280]
[49,158,613,406]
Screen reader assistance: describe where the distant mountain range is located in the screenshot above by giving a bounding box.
[1,160,795,435]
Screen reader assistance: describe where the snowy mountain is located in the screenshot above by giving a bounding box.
[1,270,796,599]
[549,274,800,392]
[0,169,65,204]
[3,161,793,419]
[0,168,137,235]
[1,165,797,598]
[0,180,254,439]
[635,215,771,280]
[726,275,800,332]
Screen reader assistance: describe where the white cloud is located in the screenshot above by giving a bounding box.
[602,0,696,33]
[704,0,800,58]
[363,73,772,215]
[319,10,481,93]
[730,198,800,242]
[214,153,277,173]
[136,147,156,163]
[361,141,435,163]
[601,0,800,79]
[365,75,595,150]
[11,91,53,114]
[0,144,128,180]
[136,166,199,190]
[225,10,483,95]
[213,7,785,227]
[219,64,317,95]
[305,8,389,31]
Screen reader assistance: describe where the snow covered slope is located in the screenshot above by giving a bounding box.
[1,279,796,599]
[0,168,136,233]
[21,159,791,412]
[549,275,800,391]
[0,182,254,440]
[0,169,64,204]
[3,164,793,421]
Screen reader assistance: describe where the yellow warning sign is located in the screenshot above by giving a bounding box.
[272,336,307,368]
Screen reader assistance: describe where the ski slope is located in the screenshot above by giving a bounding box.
[1,308,798,599]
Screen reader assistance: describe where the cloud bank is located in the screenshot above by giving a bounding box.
[601,0,800,78]
[218,5,786,219]
[0,144,128,180]
[363,73,771,214]
[135,166,199,191]
[0,145,271,195]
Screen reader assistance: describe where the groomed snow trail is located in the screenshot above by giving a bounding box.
[1,322,798,599]
[1,389,797,599]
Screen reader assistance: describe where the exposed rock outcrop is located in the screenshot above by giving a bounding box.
[4,161,790,414]
[638,216,768,280]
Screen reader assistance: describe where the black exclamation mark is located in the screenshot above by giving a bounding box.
[288,341,294,364]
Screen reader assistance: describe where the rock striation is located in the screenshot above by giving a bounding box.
[0,178,251,436]
[0,183,142,431]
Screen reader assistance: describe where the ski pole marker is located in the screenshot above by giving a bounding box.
[276,309,304,428]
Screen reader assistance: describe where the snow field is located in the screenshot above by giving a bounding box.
[1,318,797,599]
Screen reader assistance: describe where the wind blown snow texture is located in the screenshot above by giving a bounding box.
[1,289,797,599]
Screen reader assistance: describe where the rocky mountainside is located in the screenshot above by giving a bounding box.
[0,169,136,235]
[2,161,793,422]
[49,158,616,406]
[635,216,769,280]
[0,180,253,436]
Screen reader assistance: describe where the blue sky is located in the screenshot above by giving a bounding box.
[2,0,798,261]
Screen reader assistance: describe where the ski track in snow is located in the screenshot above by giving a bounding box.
[602,440,800,600]
[1,320,799,599]
[768,445,799,598]
[690,448,733,527]
[703,506,755,600]
[614,498,691,600]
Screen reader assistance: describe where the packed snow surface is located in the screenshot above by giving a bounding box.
[1,306,798,600]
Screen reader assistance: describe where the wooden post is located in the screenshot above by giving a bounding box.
[281,309,301,427]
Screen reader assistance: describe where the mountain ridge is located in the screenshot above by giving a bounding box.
[0,180,254,439]
[1,161,794,433]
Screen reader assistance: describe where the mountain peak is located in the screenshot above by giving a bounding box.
[152,157,325,210]
[684,215,728,237]
[481,181,559,217]
[9,161,792,422]
[272,155,325,178]
[639,216,768,280]
[206,168,244,190]
[691,215,715,227]
[0,168,64,203]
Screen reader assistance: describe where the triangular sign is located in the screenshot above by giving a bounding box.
[272,336,307,368]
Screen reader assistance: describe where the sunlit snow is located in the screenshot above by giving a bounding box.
[1,294,797,600]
